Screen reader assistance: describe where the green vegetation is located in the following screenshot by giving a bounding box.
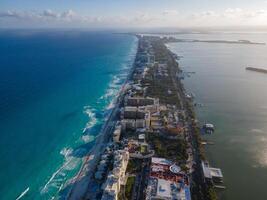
[191,121,206,160]
[148,133,188,161]
[125,176,136,200]
[139,36,218,200]
[206,186,218,200]
[126,159,142,174]
[143,66,180,106]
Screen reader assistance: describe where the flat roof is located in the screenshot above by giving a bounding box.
[138,134,145,140]
[124,106,138,111]
[201,161,212,179]
[209,168,223,178]
[152,157,172,166]
[201,161,223,179]
[205,123,214,128]
[154,178,191,200]
[151,165,165,172]
[157,179,171,198]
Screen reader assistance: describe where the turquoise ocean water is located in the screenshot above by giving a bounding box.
[0,30,137,199]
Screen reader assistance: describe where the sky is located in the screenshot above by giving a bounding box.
[1,0,267,29]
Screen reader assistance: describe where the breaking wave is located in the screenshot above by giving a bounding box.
[41,147,80,197]
[16,187,30,200]
[41,35,138,199]
[82,135,95,143]
[83,106,98,133]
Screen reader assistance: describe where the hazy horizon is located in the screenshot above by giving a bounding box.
[1,0,267,29]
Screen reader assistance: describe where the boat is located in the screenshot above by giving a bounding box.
[202,123,215,134]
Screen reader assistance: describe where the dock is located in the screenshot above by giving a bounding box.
[214,185,226,190]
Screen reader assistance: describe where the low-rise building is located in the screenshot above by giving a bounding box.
[146,157,191,200]
[201,161,223,183]
[146,178,191,200]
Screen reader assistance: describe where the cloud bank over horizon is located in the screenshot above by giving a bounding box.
[1,2,267,29]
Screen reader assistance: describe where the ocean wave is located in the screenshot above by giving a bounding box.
[60,147,73,158]
[81,135,95,143]
[83,106,98,133]
[98,38,137,104]
[106,100,116,110]
[39,36,138,199]
[99,75,122,101]
[16,187,30,200]
[41,147,80,195]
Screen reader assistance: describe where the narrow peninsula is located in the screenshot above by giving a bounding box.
[163,36,266,45]
[66,35,222,200]
[246,67,267,74]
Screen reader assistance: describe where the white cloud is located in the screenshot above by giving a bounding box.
[1,8,267,28]
[0,10,24,18]
[42,9,59,18]
[187,8,267,27]
[61,10,76,19]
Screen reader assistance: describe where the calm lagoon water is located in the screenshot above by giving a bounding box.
[168,32,267,200]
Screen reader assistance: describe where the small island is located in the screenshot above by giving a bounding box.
[246,67,267,74]
[162,36,266,45]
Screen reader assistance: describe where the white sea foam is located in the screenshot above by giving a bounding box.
[98,38,137,107]
[60,147,73,158]
[39,37,138,199]
[101,41,137,110]
[106,100,116,110]
[100,76,121,101]
[83,106,98,133]
[81,135,95,143]
[16,187,30,200]
[41,147,80,195]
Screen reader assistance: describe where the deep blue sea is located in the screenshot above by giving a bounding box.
[0,30,137,199]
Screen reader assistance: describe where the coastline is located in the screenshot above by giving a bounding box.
[246,67,267,74]
[65,35,138,200]
[0,31,141,200]
[166,33,267,200]
[66,34,219,200]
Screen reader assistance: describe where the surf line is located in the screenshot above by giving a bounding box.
[16,187,30,200]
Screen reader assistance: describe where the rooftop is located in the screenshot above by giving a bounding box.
[147,178,191,200]
[202,161,223,179]
[152,157,173,166]
[209,168,223,178]
[157,178,171,198]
